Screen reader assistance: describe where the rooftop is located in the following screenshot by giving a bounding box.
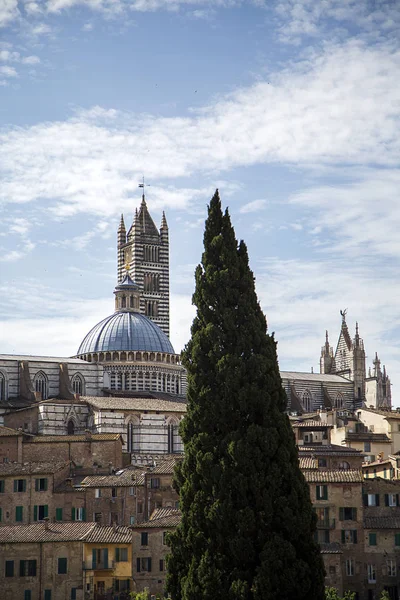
[27,433,122,443]
[0,354,90,364]
[83,396,187,413]
[150,455,182,475]
[299,457,318,470]
[85,525,132,544]
[281,371,353,384]
[0,425,23,437]
[0,522,95,543]
[303,469,363,483]
[345,432,391,442]
[81,468,144,488]
[292,421,333,428]
[360,408,400,420]
[364,516,400,529]
[298,444,363,456]
[0,461,69,476]
[133,508,181,529]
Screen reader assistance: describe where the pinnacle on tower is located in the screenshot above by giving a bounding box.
[117,214,126,247]
[161,210,168,230]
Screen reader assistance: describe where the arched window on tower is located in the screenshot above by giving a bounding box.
[302,390,313,413]
[34,371,48,400]
[71,373,85,396]
[67,420,75,435]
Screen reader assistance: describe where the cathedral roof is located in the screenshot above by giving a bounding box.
[77,311,175,355]
[115,272,140,291]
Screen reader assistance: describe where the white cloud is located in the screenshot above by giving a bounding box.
[82,21,93,30]
[0,0,19,27]
[0,65,18,77]
[239,199,267,213]
[0,41,398,218]
[21,55,40,64]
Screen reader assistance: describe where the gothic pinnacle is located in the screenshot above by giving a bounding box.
[161,211,168,230]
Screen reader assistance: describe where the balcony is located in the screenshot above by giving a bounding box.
[316,519,336,529]
[83,560,115,571]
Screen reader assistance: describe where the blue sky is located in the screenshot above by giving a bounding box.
[1,1,400,400]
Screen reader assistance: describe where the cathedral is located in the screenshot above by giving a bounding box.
[0,193,393,457]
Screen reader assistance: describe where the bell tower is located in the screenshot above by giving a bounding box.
[117,190,170,338]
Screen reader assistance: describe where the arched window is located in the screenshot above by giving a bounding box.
[302,390,312,413]
[121,296,126,308]
[334,393,344,409]
[0,371,6,403]
[67,420,75,435]
[126,416,140,453]
[338,461,350,471]
[71,373,85,395]
[34,371,48,400]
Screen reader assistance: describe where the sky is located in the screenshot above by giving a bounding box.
[0,0,399,402]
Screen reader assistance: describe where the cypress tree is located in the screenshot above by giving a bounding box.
[166,190,325,600]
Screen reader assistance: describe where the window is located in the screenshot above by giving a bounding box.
[367,564,376,583]
[94,513,102,524]
[150,478,160,489]
[35,478,48,492]
[160,559,164,572]
[71,373,84,395]
[345,559,354,576]
[5,560,14,577]
[71,590,77,600]
[0,371,6,402]
[16,506,23,522]
[55,508,63,521]
[338,461,350,470]
[14,479,26,492]
[130,516,135,525]
[369,533,377,546]
[0,480,4,493]
[24,591,32,600]
[129,486,135,496]
[34,371,48,400]
[111,488,117,498]
[163,531,168,545]
[141,532,148,546]
[33,505,48,521]
[316,485,328,500]
[95,488,101,498]
[20,560,37,577]
[44,590,52,600]
[385,494,399,507]
[395,533,400,547]
[339,507,357,521]
[387,559,397,577]
[58,558,67,574]
[0,507,2,522]
[364,442,371,452]
[114,580,131,592]
[137,557,152,572]
[71,507,85,521]
[137,502,143,513]
[364,494,380,507]
[115,548,128,562]
[341,530,358,544]
[92,548,109,569]
[318,459,327,468]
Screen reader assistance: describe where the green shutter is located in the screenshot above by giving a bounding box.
[376,494,380,506]
[0,507,2,522]
[44,479,48,491]
[115,548,120,562]
[44,505,48,518]
[103,548,108,569]
[339,508,344,521]
[148,558,152,572]
[341,530,345,544]
[35,479,39,492]
[82,508,86,521]
[352,508,357,521]
[385,494,389,506]
[71,508,76,521]
[92,549,97,568]
[24,591,31,600]
[56,508,63,521]
[16,506,23,522]
[23,480,26,492]
[14,480,17,492]
[395,533,400,546]
[71,589,77,600]
[136,558,141,572]
[33,505,38,522]
[353,530,357,544]
[0,480,4,493]
[316,486,321,500]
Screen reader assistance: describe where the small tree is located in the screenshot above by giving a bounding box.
[325,588,355,600]
[166,190,326,600]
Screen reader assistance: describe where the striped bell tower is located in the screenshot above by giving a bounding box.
[117,193,170,338]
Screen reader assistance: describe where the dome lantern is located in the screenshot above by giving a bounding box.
[114,271,141,313]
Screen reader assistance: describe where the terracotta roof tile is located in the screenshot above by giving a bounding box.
[319,542,342,554]
[299,457,318,470]
[28,433,121,443]
[133,508,181,529]
[150,456,183,475]
[0,461,69,475]
[85,525,132,544]
[83,396,186,413]
[293,421,333,428]
[0,522,95,543]
[303,469,363,483]
[299,444,363,456]
[0,426,22,437]
[364,517,400,529]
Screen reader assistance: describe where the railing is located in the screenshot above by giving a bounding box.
[83,560,115,570]
[316,518,336,529]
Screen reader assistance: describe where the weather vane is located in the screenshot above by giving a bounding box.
[138,175,150,200]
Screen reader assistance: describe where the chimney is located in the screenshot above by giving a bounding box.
[108,462,113,475]
[43,517,50,530]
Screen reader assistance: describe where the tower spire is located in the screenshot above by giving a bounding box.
[161,211,168,230]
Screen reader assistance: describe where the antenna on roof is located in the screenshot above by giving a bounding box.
[138,175,150,201]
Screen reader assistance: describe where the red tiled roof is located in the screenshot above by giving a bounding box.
[303,470,363,483]
[0,522,95,543]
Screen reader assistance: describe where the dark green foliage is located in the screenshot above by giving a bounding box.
[325,588,355,600]
[166,190,325,600]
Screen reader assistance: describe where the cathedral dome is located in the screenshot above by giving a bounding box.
[77,311,175,355]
